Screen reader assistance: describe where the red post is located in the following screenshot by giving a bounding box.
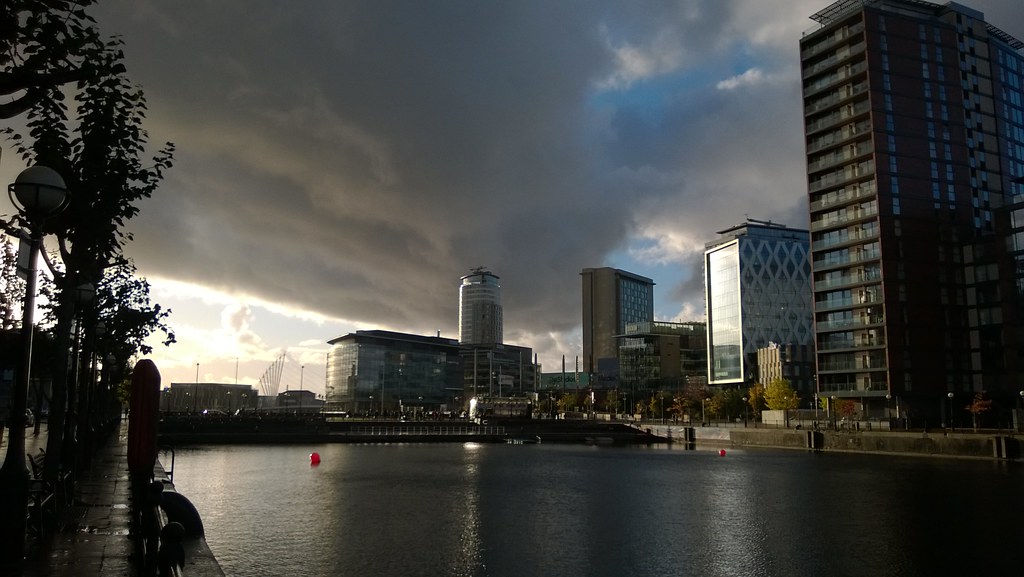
[127,359,161,478]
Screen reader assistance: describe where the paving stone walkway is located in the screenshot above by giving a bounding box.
[21,423,135,577]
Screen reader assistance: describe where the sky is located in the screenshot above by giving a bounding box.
[2,0,1023,397]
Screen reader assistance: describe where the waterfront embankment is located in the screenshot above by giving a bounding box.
[157,415,661,445]
[16,421,224,577]
[157,414,1024,461]
[644,422,1024,461]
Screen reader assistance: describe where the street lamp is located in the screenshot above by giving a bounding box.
[63,281,95,472]
[947,392,954,430]
[0,166,70,570]
[742,396,748,428]
[1019,390,1024,433]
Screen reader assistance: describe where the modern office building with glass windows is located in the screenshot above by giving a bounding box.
[617,321,708,410]
[704,220,814,391]
[581,267,655,387]
[325,330,463,415]
[801,0,1024,420]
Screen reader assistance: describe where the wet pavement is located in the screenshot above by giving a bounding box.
[4,420,228,577]
[17,423,135,577]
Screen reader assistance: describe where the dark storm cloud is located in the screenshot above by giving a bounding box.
[85,0,1024,348]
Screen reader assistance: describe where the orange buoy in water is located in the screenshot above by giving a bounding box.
[719,449,727,457]
[310,452,321,464]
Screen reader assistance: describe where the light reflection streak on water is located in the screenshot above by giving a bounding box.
[452,442,484,576]
[695,455,772,576]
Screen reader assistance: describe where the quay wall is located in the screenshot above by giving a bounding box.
[152,460,226,576]
[158,416,659,445]
[648,424,1024,461]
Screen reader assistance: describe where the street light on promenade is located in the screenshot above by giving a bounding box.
[742,396,748,428]
[947,392,954,430]
[62,281,95,473]
[0,166,70,570]
[1019,390,1024,433]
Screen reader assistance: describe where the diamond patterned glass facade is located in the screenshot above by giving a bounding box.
[705,222,814,387]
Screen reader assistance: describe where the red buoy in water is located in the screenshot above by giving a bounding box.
[719,449,727,457]
[310,452,321,465]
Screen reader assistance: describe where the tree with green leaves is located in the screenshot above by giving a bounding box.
[747,382,766,419]
[3,30,174,478]
[557,392,577,413]
[764,378,800,410]
[0,236,24,330]
[717,388,747,423]
[602,391,620,414]
[1,1,108,118]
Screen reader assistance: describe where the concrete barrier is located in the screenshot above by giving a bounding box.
[681,426,1024,461]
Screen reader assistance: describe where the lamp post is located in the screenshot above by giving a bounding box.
[62,281,95,473]
[0,166,70,570]
[1019,390,1024,433]
[742,396,748,428]
[947,392,954,430]
[830,396,837,430]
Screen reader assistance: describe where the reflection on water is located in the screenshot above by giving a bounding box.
[454,442,483,577]
[171,444,1024,577]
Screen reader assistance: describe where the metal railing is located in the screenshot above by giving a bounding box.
[349,425,507,436]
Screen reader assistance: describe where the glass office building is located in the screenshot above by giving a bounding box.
[581,267,655,385]
[704,220,814,388]
[325,330,463,414]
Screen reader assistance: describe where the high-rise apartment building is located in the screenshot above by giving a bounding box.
[704,220,814,390]
[581,267,655,385]
[459,268,502,345]
[801,0,1024,419]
